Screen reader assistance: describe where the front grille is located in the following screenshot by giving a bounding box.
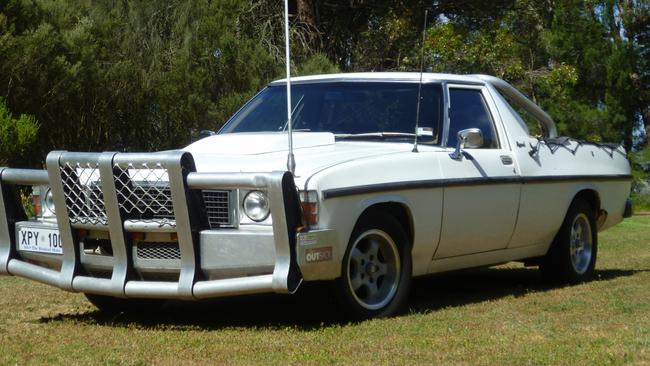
[136,242,181,260]
[60,162,108,226]
[113,163,174,222]
[203,190,233,228]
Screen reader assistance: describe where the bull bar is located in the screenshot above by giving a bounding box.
[0,151,303,299]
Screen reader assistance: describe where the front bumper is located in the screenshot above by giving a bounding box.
[0,151,338,299]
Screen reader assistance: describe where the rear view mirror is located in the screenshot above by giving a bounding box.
[449,128,483,160]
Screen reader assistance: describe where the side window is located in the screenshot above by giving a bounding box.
[448,88,499,148]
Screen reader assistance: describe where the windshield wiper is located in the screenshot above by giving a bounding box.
[334,132,416,141]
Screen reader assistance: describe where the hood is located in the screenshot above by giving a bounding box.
[185,132,336,155]
[183,132,412,184]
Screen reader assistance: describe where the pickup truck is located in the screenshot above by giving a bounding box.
[0,73,633,319]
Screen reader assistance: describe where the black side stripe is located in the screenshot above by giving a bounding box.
[321,174,632,200]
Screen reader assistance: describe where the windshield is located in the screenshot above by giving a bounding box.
[220,82,443,144]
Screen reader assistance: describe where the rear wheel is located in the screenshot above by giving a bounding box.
[336,211,411,319]
[540,198,597,283]
[85,293,165,314]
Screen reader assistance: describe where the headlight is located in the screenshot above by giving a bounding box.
[243,190,270,222]
[45,188,56,214]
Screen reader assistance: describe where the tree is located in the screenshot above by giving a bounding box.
[0,0,646,161]
[420,0,647,148]
[0,98,39,166]
[0,0,295,160]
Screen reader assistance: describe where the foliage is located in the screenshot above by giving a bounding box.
[0,0,329,163]
[632,191,650,211]
[0,97,39,166]
[630,147,650,211]
[0,0,648,166]
[20,190,35,219]
[419,0,648,149]
[296,53,340,76]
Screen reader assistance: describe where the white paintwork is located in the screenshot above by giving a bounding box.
[435,149,520,258]
[435,84,519,258]
[185,133,412,188]
[0,72,633,302]
[192,72,631,280]
[185,132,335,156]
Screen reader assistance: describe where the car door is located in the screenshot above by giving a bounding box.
[433,85,521,258]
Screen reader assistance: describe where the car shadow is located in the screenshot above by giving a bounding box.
[407,267,646,313]
[39,267,647,330]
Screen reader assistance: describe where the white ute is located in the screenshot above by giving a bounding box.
[0,73,633,319]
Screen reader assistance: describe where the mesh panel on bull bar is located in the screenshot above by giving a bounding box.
[113,162,175,226]
[60,162,108,226]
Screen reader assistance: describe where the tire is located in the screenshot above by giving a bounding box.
[540,198,598,284]
[335,211,412,319]
[85,293,165,314]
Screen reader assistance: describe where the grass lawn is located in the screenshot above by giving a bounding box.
[1,216,648,365]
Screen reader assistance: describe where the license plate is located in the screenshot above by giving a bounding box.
[17,226,63,255]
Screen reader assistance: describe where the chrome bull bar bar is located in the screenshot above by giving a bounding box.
[0,151,303,299]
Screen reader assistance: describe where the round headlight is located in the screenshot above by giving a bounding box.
[45,188,56,214]
[243,191,270,222]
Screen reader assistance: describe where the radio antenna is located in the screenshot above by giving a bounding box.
[284,0,296,174]
[412,9,428,153]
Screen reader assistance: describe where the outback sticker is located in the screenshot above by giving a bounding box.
[305,247,333,263]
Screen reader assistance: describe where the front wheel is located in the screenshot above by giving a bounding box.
[335,211,412,319]
[540,198,597,283]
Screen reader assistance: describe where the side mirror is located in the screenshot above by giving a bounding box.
[449,128,483,160]
[199,130,216,140]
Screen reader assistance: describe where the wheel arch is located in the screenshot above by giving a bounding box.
[540,188,599,283]
[336,200,414,318]
[572,188,602,224]
[353,200,414,250]
[574,188,601,210]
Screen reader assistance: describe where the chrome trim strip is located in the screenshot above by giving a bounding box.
[46,151,78,290]
[123,220,177,232]
[441,81,451,147]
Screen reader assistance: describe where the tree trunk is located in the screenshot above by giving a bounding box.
[297,0,318,28]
